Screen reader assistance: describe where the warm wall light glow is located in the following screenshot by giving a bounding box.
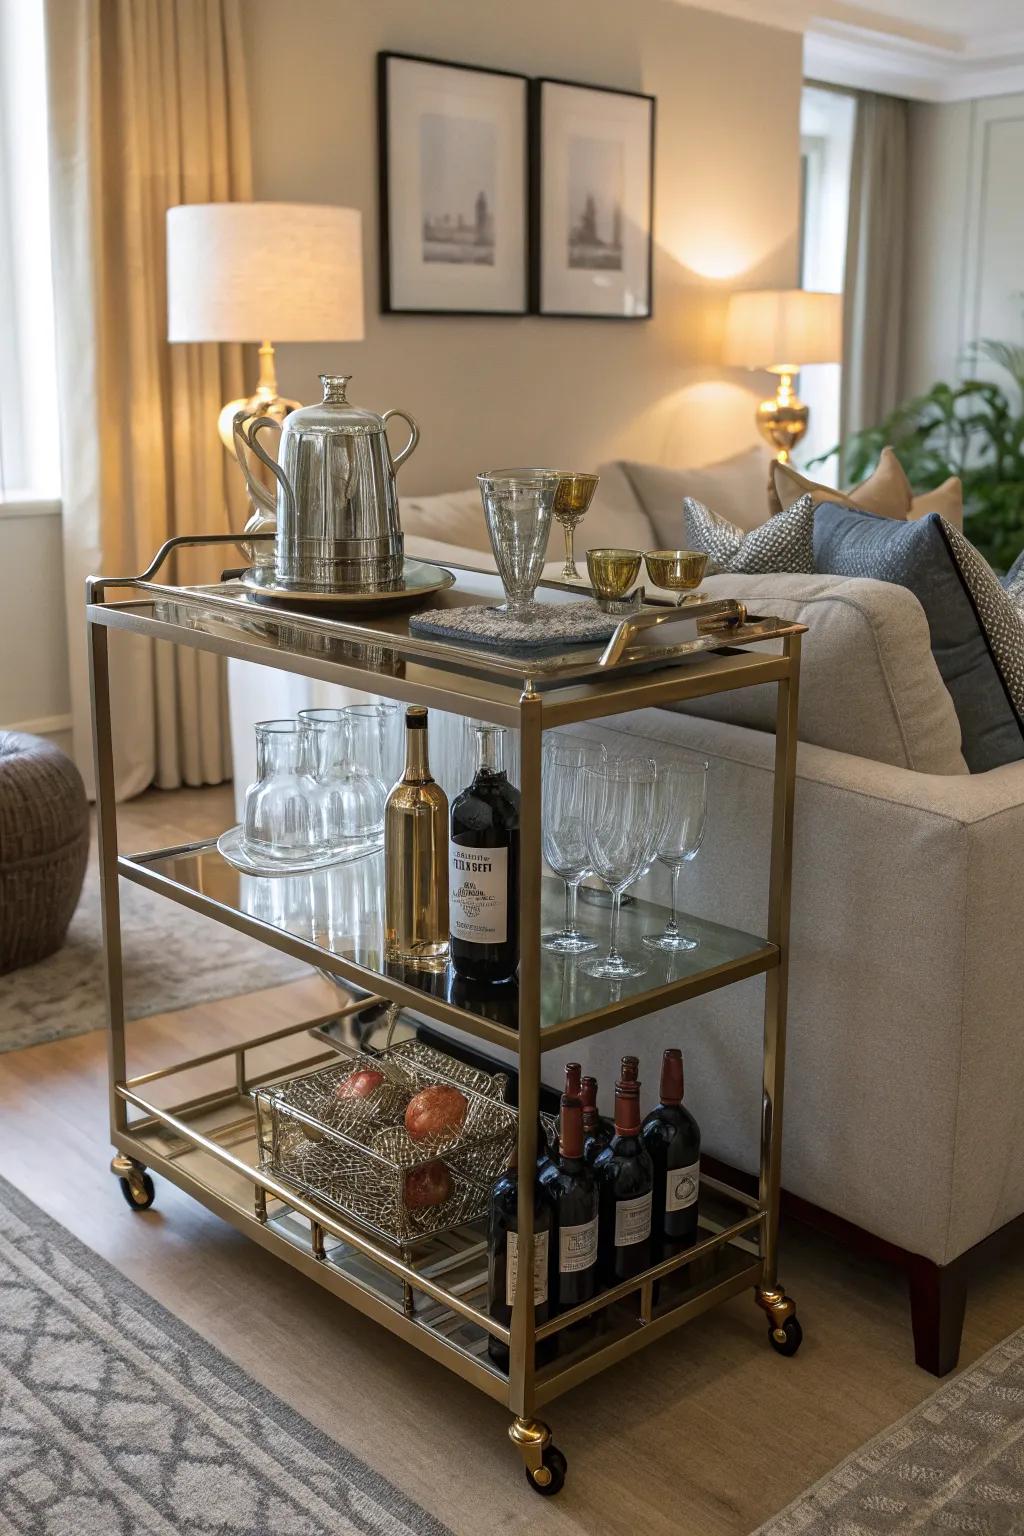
[671,237,760,283]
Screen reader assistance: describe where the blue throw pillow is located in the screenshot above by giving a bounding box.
[814,503,1024,773]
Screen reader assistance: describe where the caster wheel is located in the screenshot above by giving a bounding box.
[525,1446,567,1497]
[119,1172,156,1211]
[769,1315,803,1356]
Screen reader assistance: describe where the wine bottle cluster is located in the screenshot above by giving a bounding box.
[486,1049,701,1370]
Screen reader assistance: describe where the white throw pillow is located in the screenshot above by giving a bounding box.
[399,488,493,554]
[622,446,774,544]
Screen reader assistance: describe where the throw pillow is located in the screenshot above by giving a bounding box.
[814,502,1024,773]
[624,445,774,542]
[683,492,815,575]
[769,450,964,529]
[1003,547,1024,597]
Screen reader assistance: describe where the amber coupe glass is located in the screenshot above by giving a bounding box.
[644,549,709,605]
[553,472,600,582]
[586,548,642,602]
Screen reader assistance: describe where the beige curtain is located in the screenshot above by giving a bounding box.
[45,0,252,798]
[840,91,908,461]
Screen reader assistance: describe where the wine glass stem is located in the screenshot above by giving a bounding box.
[608,887,623,959]
[564,879,580,937]
[561,523,579,582]
[667,864,681,936]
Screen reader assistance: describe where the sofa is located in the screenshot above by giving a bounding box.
[227,449,1024,1375]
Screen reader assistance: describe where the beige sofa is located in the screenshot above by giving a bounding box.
[227,453,1024,1375]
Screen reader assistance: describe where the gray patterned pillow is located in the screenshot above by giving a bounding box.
[1004,546,1024,599]
[683,492,815,575]
[944,523,1024,727]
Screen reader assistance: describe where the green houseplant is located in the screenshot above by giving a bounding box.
[828,340,1024,573]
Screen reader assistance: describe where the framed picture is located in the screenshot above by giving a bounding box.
[378,52,529,315]
[531,78,655,319]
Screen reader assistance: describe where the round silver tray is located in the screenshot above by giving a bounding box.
[238,560,456,612]
[217,825,382,877]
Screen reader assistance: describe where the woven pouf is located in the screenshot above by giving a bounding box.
[0,732,89,974]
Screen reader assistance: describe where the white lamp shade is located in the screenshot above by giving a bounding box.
[166,202,364,343]
[723,289,841,372]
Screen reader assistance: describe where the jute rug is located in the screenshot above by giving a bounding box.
[0,1173,451,1536]
[754,1325,1024,1534]
[0,843,305,1054]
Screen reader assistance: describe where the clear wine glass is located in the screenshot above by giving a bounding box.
[581,755,659,980]
[642,758,709,951]
[541,736,607,954]
[477,468,560,621]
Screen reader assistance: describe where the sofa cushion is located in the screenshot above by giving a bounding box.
[683,493,816,575]
[670,572,968,775]
[769,448,964,529]
[814,503,1024,773]
[622,446,773,542]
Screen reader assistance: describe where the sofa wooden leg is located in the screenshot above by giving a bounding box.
[907,1255,967,1376]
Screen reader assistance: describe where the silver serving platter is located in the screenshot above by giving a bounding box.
[239,559,455,612]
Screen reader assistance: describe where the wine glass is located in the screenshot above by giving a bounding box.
[553,472,600,583]
[541,736,607,954]
[644,550,709,605]
[642,758,709,951]
[477,468,560,621]
[581,756,659,980]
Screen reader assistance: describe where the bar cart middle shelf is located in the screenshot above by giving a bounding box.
[89,538,804,1497]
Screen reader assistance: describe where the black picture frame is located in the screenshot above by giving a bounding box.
[377,51,530,317]
[530,76,656,320]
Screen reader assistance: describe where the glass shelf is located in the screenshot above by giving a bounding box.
[121,840,777,1052]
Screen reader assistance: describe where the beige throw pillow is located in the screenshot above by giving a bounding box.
[623,445,774,543]
[768,448,963,529]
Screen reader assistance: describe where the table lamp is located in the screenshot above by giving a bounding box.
[166,202,365,450]
[723,289,841,462]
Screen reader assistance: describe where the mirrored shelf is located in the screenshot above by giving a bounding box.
[120,839,777,1052]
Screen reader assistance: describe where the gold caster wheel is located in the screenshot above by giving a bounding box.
[756,1286,802,1356]
[111,1154,156,1211]
[509,1416,567,1497]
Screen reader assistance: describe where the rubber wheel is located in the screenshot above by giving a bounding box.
[769,1315,803,1356]
[119,1173,156,1211]
[525,1446,567,1497]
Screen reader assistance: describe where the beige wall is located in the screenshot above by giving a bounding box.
[244,0,802,494]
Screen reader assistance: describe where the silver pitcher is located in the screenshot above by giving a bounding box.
[235,374,419,593]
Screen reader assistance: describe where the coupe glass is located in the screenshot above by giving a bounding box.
[587,548,643,603]
[477,468,560,620]
[581,755,659,979]
[242,719,332,865]
[642,758,709,951]
[299,708,386,852]
[553,472,600,583]
[644,549,710,605]
[541,736,607,953]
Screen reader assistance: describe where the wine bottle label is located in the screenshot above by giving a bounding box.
[450,844,508,945]
[614,1191,653,1248]
[666,1160,700,1213]
[505,1229,549,1305]
[559,1215,598,1274]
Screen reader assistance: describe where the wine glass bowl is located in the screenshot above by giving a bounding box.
[644,549,709,605]
[586,548,643,602]
[553,472,600,583]
[477,467,560,621]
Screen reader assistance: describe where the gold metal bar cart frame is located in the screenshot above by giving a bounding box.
[86,534,805,1495]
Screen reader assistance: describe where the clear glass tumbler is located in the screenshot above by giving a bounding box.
[299,708,387,853]
[343,702,404,796]
[477,468,560,620]
[242,719,331,866]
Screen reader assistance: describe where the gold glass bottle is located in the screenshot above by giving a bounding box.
[384,707,450,970]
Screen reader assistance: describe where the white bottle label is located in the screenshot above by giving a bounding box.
[666,1160,700,1213]
[559,1215,599,1274]
[450,843,508,945]
[614,1191,653,1248]
[506,1229,549,1305]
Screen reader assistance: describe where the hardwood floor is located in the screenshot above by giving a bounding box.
[1,784,1022,1536]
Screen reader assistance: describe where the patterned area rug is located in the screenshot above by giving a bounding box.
[0,842,305,1054]
[754,1326,1024,1534]
[0,1174,451,1536]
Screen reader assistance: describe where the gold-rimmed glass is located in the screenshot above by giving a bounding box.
[586,547,642,602]
[644,549,709,605]
[553,472,600,582]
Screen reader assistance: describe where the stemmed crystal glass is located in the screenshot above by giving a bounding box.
[541,736,607,954]
[553,472,600,583]
[477,468,560,621]
[581,755,659,979]
[642,758,709,951]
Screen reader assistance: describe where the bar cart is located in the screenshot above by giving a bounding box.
[88,535,805,1496]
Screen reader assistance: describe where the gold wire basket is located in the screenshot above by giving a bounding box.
[252,1040,516,1248]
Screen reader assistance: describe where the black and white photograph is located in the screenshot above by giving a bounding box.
[379,53,528,314]
[532,78,655,319]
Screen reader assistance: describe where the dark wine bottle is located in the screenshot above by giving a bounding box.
[550,1090,599,1312]
[581,1075,614,1166]
[595,1068,654,1284]
[549,1063,582,1161]
[641,1049,701,1252]
[486,1144,556,1371]
[449,725,519,985]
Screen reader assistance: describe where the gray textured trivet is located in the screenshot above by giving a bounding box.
[410,598,618,651]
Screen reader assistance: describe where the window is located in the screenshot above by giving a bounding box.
[798,84,855,483]
[0,0,60,503]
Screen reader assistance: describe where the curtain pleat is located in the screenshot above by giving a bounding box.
[45,0,252,797]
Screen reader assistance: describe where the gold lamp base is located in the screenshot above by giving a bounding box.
[754,371,809,465]
[217,339,300,451]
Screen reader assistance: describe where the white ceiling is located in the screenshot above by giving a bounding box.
[829,0,1024,48]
